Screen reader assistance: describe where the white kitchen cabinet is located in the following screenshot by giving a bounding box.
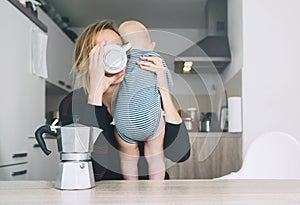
[0,163,29,180]
[0,0,45,179]
[37,8,74,92]
[27,138,59,180]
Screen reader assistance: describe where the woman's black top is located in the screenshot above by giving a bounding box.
[59,88,190,180]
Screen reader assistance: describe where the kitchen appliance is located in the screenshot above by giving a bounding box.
[228,96,242,132]
[104,42,131,74]
[174,0,231,74]
[219,90,228,132]
[219,105,228,132]
[174,36,231,73]
[201,112,219,132]
[202,119,210,132]
[35,119,101,190]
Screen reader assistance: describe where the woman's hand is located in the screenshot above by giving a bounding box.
[88,41,124,106]
[136,56,169,93]
[137,56,182,124]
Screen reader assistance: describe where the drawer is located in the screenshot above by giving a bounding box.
[0,150,28,166]
[27,138,59,180]
[0,163,28,180]
[0,136,28,166]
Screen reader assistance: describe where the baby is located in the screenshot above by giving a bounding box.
[113,20,173,180]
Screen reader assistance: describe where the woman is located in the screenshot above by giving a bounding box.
[59,19,190,180]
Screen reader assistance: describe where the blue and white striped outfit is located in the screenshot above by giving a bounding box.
[113,49,173,143]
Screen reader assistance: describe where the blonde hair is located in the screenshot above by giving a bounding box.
[72,19,121,92]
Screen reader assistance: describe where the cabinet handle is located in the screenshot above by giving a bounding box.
[12,153,28,158]
[33,144,40,148]
[65,85,72,89]
[11,169,27,177]
[58,80,65,86]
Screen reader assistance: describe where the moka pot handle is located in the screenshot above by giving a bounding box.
[34,125,57,155]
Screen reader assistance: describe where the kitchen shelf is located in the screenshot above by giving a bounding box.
[8,0,47,32]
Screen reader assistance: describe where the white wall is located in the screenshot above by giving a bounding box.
[242,0,300,155]
[221,0,243,84]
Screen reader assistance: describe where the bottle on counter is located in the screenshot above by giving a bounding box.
[187,107,198,132]
[183,117,193,131]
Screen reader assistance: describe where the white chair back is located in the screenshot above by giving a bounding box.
[220,132,300,179]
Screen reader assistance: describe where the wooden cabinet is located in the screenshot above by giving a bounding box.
[0,1,45,179]
[166,132,242,179]
[37,9,74,92]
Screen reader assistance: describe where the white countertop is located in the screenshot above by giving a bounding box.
[0,180,299,205]
[188,131,242,138]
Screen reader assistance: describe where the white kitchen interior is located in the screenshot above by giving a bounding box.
[1,0,300,204]
[1,0,243,181]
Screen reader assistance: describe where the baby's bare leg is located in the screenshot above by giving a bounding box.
[144,118,166,180]
[115,130,139,180]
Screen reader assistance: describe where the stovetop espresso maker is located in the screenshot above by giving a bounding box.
[35,119,101,190]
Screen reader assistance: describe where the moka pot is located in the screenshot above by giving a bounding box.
[34,120,101,190]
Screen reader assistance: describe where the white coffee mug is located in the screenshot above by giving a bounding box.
[103,43,131,74]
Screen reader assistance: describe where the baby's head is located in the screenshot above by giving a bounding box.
[118,20,155,51]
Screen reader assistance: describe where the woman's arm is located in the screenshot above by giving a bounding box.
[87,41,124,106]
[164,122,190,162]
[159,89,182,124]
